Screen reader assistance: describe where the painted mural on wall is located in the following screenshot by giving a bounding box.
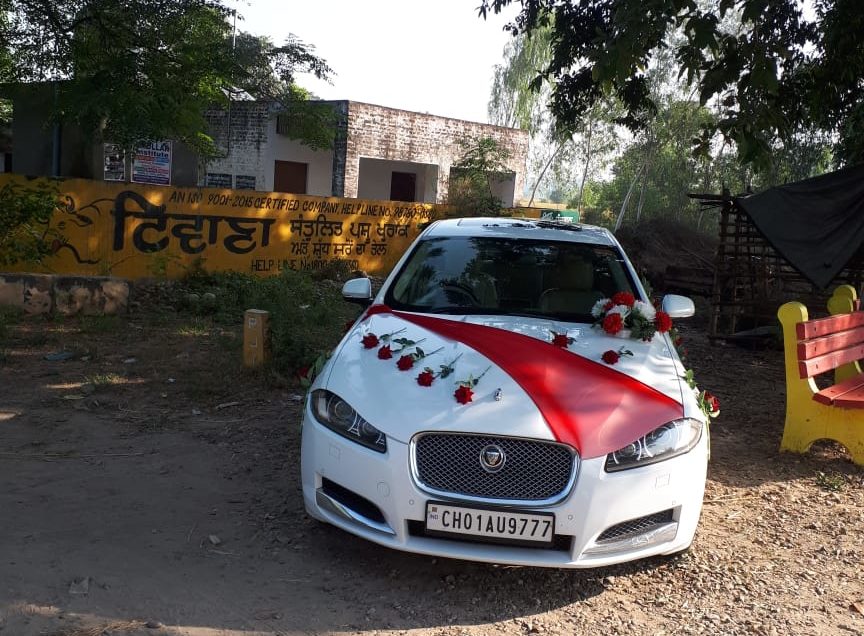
[0,175,445,279]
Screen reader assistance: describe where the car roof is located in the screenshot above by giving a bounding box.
[422,217,618,247]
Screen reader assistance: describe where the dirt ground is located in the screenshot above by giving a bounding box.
[0,305,862,636]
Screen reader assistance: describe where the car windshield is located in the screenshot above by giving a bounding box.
[385,236,639,322]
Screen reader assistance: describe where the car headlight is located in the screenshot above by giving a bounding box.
[310,389,387,453]
[605,418,702,472]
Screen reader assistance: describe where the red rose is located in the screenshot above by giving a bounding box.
[362,333,380,349]
[604,300,614,311]
[397,354,414,371]
[601,350,620,365]
[551,333,570,348]
[417,370,434,386]
[704,391,720,413]
[377,345,392,359]
[655,311,672,333]
[602,312,624,335]
[454,385,474,404]
[673,336,683,347]
[611,291,636,307]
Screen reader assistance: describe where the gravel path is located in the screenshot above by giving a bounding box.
[0,313,861,636]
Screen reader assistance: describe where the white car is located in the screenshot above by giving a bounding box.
[300,217,708,568]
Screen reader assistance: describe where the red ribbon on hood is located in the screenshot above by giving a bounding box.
[364,305,683,459]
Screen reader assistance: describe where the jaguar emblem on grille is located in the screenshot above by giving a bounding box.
[479,444,506,473]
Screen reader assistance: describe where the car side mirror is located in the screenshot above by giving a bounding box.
[342,277,372,306]
[662,294,695,318]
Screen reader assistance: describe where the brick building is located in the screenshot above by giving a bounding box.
[202,100,528,205]
[1,85,528,205]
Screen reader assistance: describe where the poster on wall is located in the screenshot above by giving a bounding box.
[235,175,256,190]
[103,144,126,181]
[131,141,172,185]
[205,173,232,188]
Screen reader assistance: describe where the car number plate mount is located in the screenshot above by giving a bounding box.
[424,501,554,546]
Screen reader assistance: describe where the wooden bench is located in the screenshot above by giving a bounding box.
[777,285,864,465]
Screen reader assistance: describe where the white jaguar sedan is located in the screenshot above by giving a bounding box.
[300,217,709,568]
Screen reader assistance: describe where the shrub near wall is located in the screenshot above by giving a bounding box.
[178,269,358,377]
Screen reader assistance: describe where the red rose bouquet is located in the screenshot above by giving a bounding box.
[591,291,671,341]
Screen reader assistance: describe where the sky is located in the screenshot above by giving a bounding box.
[234,0,519,124]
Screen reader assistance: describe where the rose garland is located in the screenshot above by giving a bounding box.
[601,346,634,365]
[363,330,492,405]
[416,353,461,387]
[453,367,491,404]
[673,328,719,419]
[550,330,575,348]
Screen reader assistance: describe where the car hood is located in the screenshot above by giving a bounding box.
[322,310,687,458]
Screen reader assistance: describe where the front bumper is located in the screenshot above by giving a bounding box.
[300,410,708,568]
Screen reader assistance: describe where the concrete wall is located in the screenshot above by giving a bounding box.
[201,102,271,191]
[343,102,528,205]
[10,87,55,177]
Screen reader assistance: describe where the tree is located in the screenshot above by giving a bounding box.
[0,2,12,126]
[448,136,512,216]
[488,27,619,207]
[1,0,334,155]
[479,0,864,166]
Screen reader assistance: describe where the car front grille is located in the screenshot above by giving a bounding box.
[411,433,577,503]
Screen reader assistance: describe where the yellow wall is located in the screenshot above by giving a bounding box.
[1,175,539,279]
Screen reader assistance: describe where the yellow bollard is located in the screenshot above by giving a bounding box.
[243,309,270,368]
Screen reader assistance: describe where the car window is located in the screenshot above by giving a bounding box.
[385,236,638,322]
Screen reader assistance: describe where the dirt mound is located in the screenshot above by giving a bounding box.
[616,218,718,295]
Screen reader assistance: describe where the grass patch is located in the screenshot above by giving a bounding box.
[0,306,23,345]
[177,317,211,337]
[79,314,123,334]
[815,470,846,492]
[83,372,124,388]
[18,331,50,347]
[215,331,241,352]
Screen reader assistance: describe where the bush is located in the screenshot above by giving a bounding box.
[0,181,60,266]
[178,269,358,376]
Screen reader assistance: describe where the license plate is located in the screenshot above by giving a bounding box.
[425,502,554,545]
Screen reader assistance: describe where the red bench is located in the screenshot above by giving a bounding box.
[778,285,864,464]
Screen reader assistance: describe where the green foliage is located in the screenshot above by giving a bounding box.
[448,136,512,216]
[78,315,122,334]
[231,33,336,150]
[479,0,864,167]
[178,269,357,377]
[0,305,23,346]
[488,26,553,133]
[815,471,845,493]
[0,181,60,266]
[1,1,334,155]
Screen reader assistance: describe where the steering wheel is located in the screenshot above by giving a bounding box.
[439,282,479,306]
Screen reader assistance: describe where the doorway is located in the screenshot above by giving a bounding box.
[274,161,308,194]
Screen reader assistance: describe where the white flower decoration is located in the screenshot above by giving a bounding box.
[591,298,610,318]
[632,300,656,321]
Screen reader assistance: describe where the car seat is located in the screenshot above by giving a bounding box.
[538,257,603,314]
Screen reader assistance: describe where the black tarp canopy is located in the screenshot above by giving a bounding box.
[736,164,864,289]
